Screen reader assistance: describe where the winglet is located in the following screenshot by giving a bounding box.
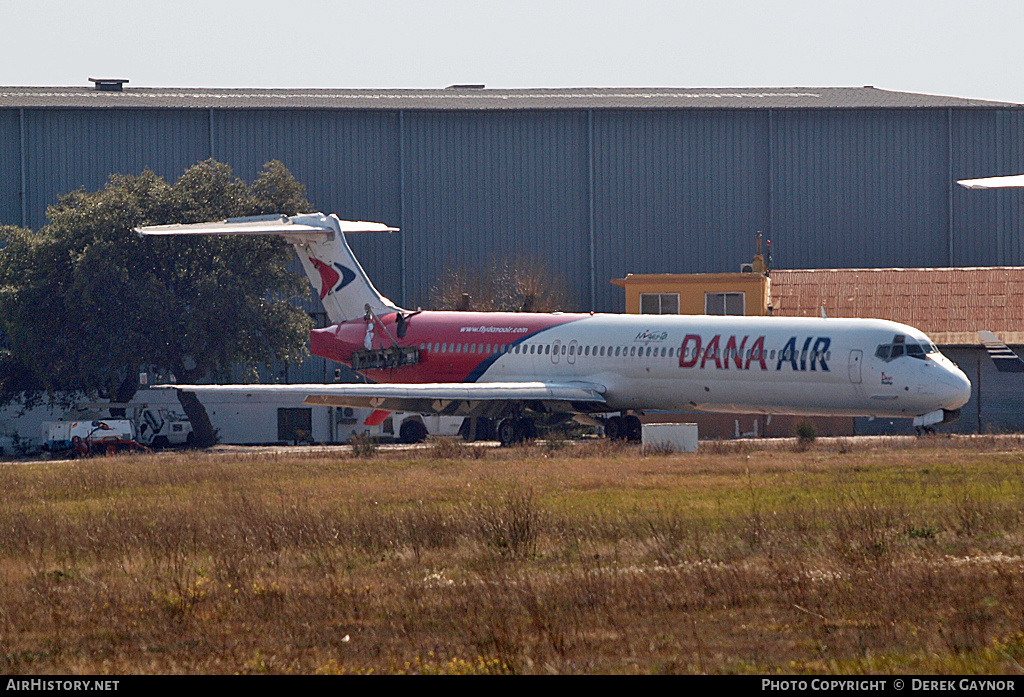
[978,330,1024,373]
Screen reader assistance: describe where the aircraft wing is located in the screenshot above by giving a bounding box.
[154,381,608,417]
[957,174,1024,190]
[978,331,1024,373]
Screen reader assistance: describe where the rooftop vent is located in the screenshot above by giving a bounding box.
[88,78,129,92]
[445,84,485,90]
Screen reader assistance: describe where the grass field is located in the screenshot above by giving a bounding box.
[2,435,1024,675]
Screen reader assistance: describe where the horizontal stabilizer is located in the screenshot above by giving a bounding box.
[957,174,1024,190]
[154,381,607,418]
[136,214,397,238]
[978,330,1024,373]
[136,212,402,323]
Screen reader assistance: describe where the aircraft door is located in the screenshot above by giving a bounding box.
[551,339,561,364]
[567,339,578,365]
[848,350,863,384]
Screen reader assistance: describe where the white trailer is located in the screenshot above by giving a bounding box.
[138,388,463,444]
[0,390,467,455]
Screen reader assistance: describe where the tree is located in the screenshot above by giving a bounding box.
[0,159,314,446]
[430,256,573,313]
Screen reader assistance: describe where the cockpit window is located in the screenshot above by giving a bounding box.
[875,334,932,362]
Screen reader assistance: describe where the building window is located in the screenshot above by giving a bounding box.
[639,293,680,314]
[705,292,745,316]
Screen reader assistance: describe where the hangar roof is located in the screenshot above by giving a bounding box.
[771,267,1024,346]
[0,86,1015,110]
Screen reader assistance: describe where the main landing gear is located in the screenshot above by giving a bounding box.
[399,418,428,444]
[604,414,642,442]
[494,413,642,446]
[496,417,538,446]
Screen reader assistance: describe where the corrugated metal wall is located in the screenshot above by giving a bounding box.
[4,103,1024,388]
[951,108,1024,266]
[21,109,210,229]
[772,109,951,269]
[7,105,1024,300]
[0,111,20,226]
[592,110,770,311]
[401,110,591,309]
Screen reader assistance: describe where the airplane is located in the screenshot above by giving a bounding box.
[958,174,1024,190]
[978,331,1024,373]
[137,213,973,445]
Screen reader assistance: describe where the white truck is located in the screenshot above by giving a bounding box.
[41,419,144,457]
[135,406,193,447]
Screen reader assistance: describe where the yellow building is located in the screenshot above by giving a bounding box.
[610,269,771,316]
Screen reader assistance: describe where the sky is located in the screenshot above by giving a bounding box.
[4,0,1024,104]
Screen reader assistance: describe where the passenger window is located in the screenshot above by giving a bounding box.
[600,346,606,356]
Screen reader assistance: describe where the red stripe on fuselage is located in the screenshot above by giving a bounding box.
[309,310,583,383]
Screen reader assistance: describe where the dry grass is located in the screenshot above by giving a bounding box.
[2,435,1024,674]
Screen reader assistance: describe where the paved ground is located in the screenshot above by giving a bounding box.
[7,432,1024,465]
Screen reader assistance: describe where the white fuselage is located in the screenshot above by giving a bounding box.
[450,314,971,418]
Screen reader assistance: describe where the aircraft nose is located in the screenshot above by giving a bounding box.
[939,366,972,410]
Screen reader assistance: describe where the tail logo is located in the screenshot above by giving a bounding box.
[310,257,357,299]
